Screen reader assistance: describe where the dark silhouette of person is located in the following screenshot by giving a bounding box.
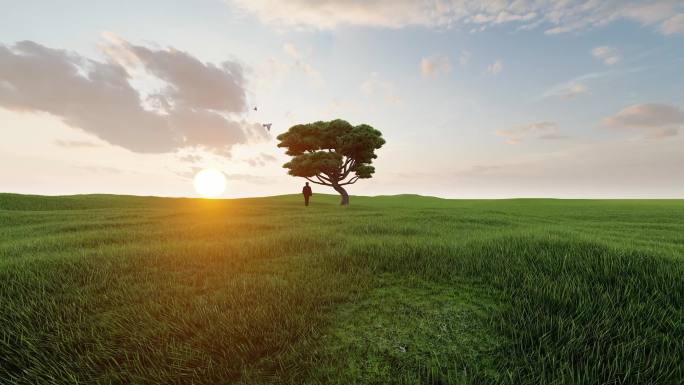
[302,182,312,206]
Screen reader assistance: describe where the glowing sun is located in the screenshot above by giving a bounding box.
[193,169,226,198]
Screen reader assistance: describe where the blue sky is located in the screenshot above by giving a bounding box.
[1,0,683,198]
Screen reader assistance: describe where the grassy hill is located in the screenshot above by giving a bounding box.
[1,193,683,384]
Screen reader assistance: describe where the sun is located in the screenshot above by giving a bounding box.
[193,169,226,198]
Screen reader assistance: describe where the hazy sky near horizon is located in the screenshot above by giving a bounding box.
[1,0,683,198]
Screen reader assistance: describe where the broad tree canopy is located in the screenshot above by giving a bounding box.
[277,119,385,205]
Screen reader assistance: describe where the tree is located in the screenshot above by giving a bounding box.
[277,119,385,206]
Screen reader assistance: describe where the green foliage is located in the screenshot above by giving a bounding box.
[277,119,385,183]
[1,193,683,384]
[283,151,342,178]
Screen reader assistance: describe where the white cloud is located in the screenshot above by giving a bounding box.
[178,154,203,163]
[486,59,503,75]
[250,42,324,89]
[283,42,323,85]
[176,166,272,184]
[536,68,645,102]
[620,1,682,27]
[230,0,684,36]
[592,46,621,66]
[361,72,401,103]
[54,140,102,148]
[244,152,278,167]
[420,54,452,77]
[659,13,684,35]
[558,83,590,99]
[0,38,266,155]
[496,121,566,144]
[601,103,684,138]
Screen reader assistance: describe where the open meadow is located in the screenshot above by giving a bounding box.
[1,193,683,385]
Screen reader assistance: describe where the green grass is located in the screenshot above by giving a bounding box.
[1,193,682,385]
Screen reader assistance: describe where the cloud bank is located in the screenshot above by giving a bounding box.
[231,0,684,35]
[0,37,265,155]
[602,103,684,138]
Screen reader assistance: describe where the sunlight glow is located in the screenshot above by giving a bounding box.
[193,169,226,198]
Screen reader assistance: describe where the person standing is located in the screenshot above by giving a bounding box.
[302,182,312,206]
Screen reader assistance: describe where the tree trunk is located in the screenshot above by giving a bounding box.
[332,184,349,206]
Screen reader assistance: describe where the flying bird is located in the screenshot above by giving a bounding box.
[262,123,272,132]
[253,107,258,111]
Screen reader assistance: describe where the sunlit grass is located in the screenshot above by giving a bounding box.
[1,193,682,384]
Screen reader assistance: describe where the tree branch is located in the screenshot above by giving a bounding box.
[339,176,359,186]
[340,157,352,175]
[341,157,352,171]
[305,177,330,186]
[316,173,332,183]
[315,174,332,185]
[340,159,356,180]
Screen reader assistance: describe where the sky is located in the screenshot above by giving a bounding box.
[1,0,683,199]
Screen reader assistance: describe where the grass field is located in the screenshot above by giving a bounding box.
[1,193,683,385]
